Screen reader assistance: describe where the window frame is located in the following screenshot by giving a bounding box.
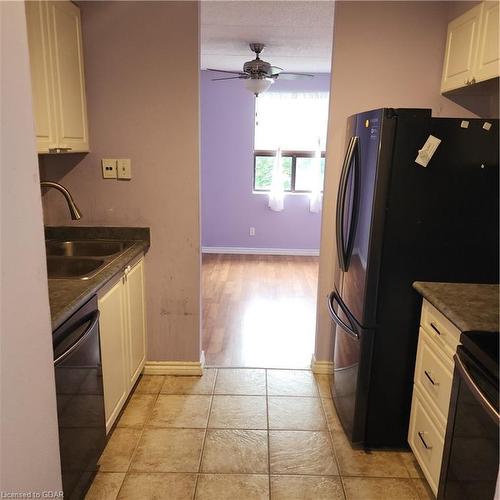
[253,150,326,193]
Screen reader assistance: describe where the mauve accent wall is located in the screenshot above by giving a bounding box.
[314,1,493,363]
[201,71,331,251]
[40,1,201,363]
[1,2,62,492]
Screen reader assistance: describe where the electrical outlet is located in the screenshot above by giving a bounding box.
[101,159,117,179]
[249,227,256,236]
[117,159,132,180]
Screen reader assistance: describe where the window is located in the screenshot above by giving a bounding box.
[253,92,328,193]
[254,151,325,192]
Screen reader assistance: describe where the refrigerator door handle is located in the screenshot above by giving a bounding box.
[336,136,360,271]
[327,291,360,340]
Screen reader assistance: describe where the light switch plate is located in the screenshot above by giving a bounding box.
[102,159,117,179]
[117,159,132,180]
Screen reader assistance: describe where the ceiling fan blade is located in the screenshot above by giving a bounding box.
[211,76,248,81]
[269,66,283,75]
[277,72,315,80]
[207,68,247,76]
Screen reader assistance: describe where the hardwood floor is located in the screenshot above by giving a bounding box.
[202,254,319,368]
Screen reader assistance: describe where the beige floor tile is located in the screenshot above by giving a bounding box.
[208,395,267,429]
[98,428,142,472]
[134,375,165,394]
[400,452,424,478]
[116,394,156,428]
[314,374,333,398]
[195,474,269,500]
[214,369,266,395]
[267,370,319,397]
[117,472,196,499]
[342,477,420,500]
[85,472,125,500]
[271,475,345,500]
[411,478,434,500]
[148,395,211,428]
[268,397,326,430]
[331,430,409,478]
[130,428,205,472]
[269,430,338,475]
[161,369,217,395]
[321,398,343,432]
[201,429,268,474]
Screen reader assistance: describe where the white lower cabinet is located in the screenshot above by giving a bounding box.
[98,256,146,433]
[408,299,461,496]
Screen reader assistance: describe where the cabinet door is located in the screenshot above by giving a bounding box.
[98,278,128,433]
[441,3,483,92]
[47,1,89,152]
[25,1,58,153]
[475,1,499,83]
[126,259,147,385]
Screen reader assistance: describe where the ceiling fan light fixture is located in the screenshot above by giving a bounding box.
[245,77,274,96]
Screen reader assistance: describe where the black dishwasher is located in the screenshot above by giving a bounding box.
[53,296,106,499]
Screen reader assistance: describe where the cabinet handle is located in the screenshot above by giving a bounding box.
[123,265,131,281]
[424,370,438,386]
[48,147,73,153]
[470,77,476,85]
[430,322,441,336]
[465,79,470,85]
[418,431,432,450]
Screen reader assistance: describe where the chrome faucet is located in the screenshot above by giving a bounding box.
[40,181,82,220]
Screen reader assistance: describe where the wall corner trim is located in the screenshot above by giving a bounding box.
[311,354,334,374]
[202,246,320,256]
[143,360,204,376]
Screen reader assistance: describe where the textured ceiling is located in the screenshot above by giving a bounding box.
[201,1,335,73]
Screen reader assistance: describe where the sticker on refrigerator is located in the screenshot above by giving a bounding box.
[415,135,441,167]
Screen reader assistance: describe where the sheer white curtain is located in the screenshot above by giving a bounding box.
[268,148,284,212]
[309,138,323,213]
[255,92,329,151]
[255,92,329,212]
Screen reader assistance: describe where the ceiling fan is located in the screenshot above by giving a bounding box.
[207,43,314,96]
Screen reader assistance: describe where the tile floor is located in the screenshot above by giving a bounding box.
[85,369,434,500]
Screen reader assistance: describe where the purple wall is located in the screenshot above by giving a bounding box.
[201,71,331,250]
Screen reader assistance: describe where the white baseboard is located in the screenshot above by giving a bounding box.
[310,354,334,374]
[143,357,204,376]
[202,246,319,256]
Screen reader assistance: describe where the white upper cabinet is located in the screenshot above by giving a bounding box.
[441,2,499,93]
[25,1,89,153]
[25,1,58,152]
[475,1,500,83]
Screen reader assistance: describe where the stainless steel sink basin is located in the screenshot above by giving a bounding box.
[46,240,133,257]
[47,257,105,279]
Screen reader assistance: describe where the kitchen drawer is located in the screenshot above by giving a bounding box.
[421,299,461,358]
[414,328,454,424]
[408,386,445,496]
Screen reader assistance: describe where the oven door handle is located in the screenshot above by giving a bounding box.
[454,353,499,422]
[327,291,359,340]
[53,311,100,366]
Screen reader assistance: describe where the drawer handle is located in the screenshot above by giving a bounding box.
[430,322,441,336]
[418,431,432,450]
[424,370,439,386]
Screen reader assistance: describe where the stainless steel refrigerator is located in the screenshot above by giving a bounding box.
[328,108,499,449]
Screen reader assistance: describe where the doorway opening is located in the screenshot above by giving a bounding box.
[200,1,334,368]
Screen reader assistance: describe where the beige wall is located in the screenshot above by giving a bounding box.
[314,0,491,361]
[0,1,62,493]
[40,1,201,362]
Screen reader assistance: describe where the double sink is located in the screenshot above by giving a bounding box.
[46,240,134,280]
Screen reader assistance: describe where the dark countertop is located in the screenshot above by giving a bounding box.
[46,226,150,330]
[413,281,499,333]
